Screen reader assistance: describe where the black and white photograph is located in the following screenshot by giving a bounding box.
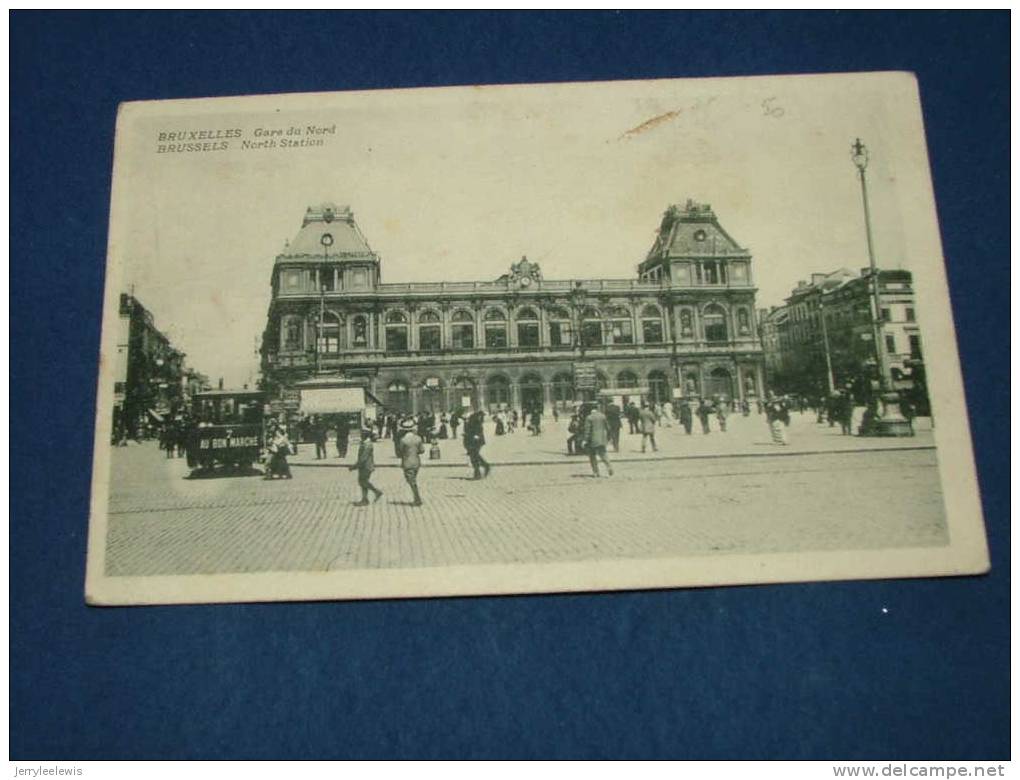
[85,72,988,605]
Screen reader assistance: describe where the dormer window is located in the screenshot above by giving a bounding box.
[694,229,707,242]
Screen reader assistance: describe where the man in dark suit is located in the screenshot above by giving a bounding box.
[463,410,491,480]
[605,401,622,452]
[349,429,383,505]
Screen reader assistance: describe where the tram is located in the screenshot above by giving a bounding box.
[185,389,267,473]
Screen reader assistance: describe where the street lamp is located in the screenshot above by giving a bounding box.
[317,233,333,374]
[817,293,835,394]
[850,138,912,436]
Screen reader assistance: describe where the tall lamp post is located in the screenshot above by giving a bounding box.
[317,232,333,375]
[817,293,835,394]
[850,138,912,436]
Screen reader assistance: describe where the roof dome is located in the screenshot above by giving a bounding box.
[277,203,377,261]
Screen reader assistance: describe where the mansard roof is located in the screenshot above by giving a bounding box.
[276,203,377,262]
[646,200,748,260]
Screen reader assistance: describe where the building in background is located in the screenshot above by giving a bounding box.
[760,268,927,410]
[259,201,764,415]
[113,293,197,440]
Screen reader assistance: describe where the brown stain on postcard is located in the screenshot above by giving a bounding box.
[618,110,682,141]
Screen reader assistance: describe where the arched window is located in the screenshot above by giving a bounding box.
[548,307,573,348]
[451,310,475,350]
[351,314,368,347]
[282,315,303,351]
[485,375,511,409]
[317,312,343,354]
[641,305,664,344]
[703,304,729,343]
[385,310,408,353]
[581,306,603,347]
[616,370,639,389]
[418,310,442,353]
[607,306,633,345]
[484,308,507,349]
[516,307,540,349]
[648,370,671,404]
[387,380,411,414]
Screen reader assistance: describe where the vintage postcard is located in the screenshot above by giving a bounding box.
[85,72,988,605]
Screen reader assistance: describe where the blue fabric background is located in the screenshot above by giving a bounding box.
[10,11,1009,759]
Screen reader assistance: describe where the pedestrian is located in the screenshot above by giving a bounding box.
[438,413,449,440]
[697,399,712,434]
[450,411,461,439]
[494,411,506,436]
[463,410,491,479]
[532,406,542,434]
[265,424,293,479]
[639,402,658,453]
[313,417,327,460]
[716,398,728,433]
[679,400,693,435]
[335,416,350,458]
[606,401,622,452]
[838,391,854,435]
[766,397,789,445]
[626,402,640,435]
[376,414,385,441]
[566,413,582,455]
[552,406,559,423]
[393,416,408,458]
[583,405,614,477]
[397,418,425,506]
[349,428,384,505]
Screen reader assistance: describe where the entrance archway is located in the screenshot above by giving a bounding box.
[706,367,733,400]
[519,373,544,413]
[648,370,671,404]
[485,375,511,412]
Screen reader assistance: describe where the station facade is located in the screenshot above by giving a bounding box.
[259,200,765,415]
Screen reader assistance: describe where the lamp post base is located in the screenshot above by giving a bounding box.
[859,391,915,437]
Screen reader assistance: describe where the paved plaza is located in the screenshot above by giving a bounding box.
[103,412,948,576]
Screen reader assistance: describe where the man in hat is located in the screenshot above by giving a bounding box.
[397,418,425,506]
[463,410,491,479]
[349,427,383,506]
[583,404,614,478]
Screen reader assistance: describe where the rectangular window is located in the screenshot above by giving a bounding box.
[909,335,923,359]
[517,323,540,348]
[885,334,897,354]
[881,307,891,322]
[549,322,572,347]
[419,326,441,352]
[386,328,408,353]
[609,320,633,345]
[452,324,474,350]
[485,326,507,349]
[643,321,663,344]
[581,321,603,347]
[320,270,335,292]
[906,307,915,322]
[317,335,339,354]
[283,270,302,291]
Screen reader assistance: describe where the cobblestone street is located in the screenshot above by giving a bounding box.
[104,413,948,576]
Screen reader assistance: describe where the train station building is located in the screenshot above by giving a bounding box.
[258,200,765,415]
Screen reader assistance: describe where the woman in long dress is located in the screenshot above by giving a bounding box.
[766,398,788,445]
